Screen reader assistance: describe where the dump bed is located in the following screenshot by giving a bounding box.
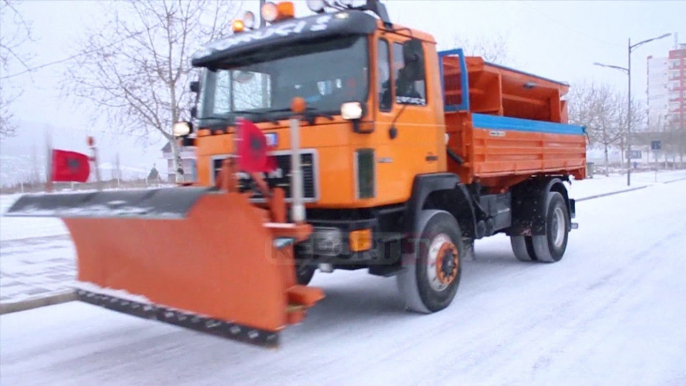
[439,50,586,189]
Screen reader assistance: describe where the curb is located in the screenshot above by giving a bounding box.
[0,290,76,315]
[576,186,647,202]
[665,177,686,184]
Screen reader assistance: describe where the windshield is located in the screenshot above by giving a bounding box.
[199,36,369,124]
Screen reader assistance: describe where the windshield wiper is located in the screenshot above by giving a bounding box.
[200,111,279,125]
[302,107,334,125]
[260,107,334,125]
[197,116,233,128]
[232,110,280,125]
[201,107,335,127]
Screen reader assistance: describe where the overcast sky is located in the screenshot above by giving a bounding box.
[2,0,685,173]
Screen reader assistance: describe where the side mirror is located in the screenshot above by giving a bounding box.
[190,81,200,93]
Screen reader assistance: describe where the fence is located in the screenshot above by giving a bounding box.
[0,179,175,195]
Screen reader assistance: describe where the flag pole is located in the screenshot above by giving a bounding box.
[45,130,53,193]
[88,136,102,191]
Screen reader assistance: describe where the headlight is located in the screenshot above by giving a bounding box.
[232,19,245,33]
[172,121,192,137]
[243,11,255,29]
[307,0,326,13]
[312,228,343,257]
[341,102,363,120]
[261,2,278,22]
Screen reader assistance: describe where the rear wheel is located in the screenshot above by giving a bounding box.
[531,192,569,263]
[510,236,537,262]
[397,210,463,313]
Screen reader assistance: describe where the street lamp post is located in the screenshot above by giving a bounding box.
[594,33,671,186]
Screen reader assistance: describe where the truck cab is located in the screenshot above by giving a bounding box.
[192,9,445,209]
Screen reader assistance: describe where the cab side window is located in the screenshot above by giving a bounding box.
[378,39,392,111]
[393,41,427,106]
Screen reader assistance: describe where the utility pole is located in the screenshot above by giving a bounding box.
[594,32,671,186]
[627,38,632,186]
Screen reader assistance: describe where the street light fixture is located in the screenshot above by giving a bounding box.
[594,33,672,186]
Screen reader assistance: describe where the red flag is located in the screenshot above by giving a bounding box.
[51,149,90,182]
[237,118,276,173]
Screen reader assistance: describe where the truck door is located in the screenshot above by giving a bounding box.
[367,34,444,204]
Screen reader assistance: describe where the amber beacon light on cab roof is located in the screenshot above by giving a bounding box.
[7,0,587,348]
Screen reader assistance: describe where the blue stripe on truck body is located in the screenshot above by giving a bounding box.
[472,113,585,136]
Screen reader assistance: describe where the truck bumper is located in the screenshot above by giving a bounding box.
[295,218,402,269]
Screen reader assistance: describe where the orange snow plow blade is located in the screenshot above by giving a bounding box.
[6,188,324,347]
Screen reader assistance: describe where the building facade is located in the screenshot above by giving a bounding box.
[647,56,669,128]
[161,143,197,182]
[647,43,686,131]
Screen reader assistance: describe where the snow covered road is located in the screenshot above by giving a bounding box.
[1,181,686,386]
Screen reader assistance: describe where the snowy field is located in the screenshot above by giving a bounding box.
[568,169,686,200]
[1,176,685,385]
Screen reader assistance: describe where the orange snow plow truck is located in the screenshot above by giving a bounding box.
[7,0,586,347]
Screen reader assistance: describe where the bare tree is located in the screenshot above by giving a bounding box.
[613,93,646,169]
[675,122,686,168]
[664,117,686,168]
[64,0,238,182]
[452,34,513,66]
[0,0,33,137]
[568,81,618,175]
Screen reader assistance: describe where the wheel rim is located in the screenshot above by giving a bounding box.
[551,206,566,249]
[427,234,459,292]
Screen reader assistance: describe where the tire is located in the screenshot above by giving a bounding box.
[510,236,537,262]
[531,192,569,263]
[397,210,464,313]
[296,263,316,286]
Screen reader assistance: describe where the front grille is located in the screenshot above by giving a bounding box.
[212,152,317,201]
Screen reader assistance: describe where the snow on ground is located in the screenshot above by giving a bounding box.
[0,194,68,242]
[0,235,75,302]
[568,169,686,200]
[0,171,677,304]
[1,180,685,385]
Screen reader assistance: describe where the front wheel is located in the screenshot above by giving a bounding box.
[397,210,464,313]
